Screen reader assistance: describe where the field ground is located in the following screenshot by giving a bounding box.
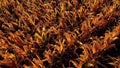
[0,0,120,68]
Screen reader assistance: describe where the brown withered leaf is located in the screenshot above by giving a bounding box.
[43,50,53,64]
[64,32,77,46]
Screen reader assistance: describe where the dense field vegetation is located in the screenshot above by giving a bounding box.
[0,0,120,68]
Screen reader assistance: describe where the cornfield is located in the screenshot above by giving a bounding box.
[0,0,120,68]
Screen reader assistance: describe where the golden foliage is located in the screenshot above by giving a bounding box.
[0,0,120,68]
